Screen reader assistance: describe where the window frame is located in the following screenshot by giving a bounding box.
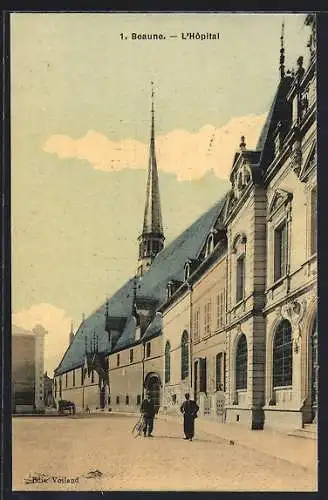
[273,319,293,389]
[236,334,248,391]
[181,331,189,380]
[216,352,223,390]
[193,308,200,342]
[204,301,212,337]
[274,219,288,282]
[236,254,246,303]
[165,341,171,384]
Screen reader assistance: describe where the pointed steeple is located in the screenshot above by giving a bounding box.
[142,82,164,235]
[137,82,165,276]
[279,21,285,79]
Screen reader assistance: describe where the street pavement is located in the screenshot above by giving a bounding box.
[12,414,317,492]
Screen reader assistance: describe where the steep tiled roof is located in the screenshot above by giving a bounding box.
[256,76,293,170]
[54,198,225,376]
[143,313,162,341]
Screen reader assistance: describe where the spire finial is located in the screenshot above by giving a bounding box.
[280,21,285,79]
[69,320,74,345]
[240,136,246,151]
[150,81,155,143]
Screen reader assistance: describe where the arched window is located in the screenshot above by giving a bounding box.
[273,319,292,387]
[181,331,189,380]
[236,334,248,390]
[165,341,171,383]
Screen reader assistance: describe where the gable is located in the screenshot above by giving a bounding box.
[299,141,316,182]
[268,189,293,220]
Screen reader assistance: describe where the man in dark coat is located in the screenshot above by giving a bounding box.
[141,392,156,437]
[180,393,199,441]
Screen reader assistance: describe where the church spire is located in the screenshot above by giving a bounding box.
[137,82,165,276]
[279,21,285,79]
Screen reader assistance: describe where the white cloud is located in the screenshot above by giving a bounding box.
[12,303,72,377]
[42,113,267,181]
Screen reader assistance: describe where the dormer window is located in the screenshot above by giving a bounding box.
[184,263,190,281]
[135,325,141,341]
[237,172,243,190]
[205,233,215,258]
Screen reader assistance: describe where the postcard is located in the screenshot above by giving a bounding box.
[10,12,317,492]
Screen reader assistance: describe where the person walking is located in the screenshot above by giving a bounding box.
[141,392,156,437]
[180,393,199,441]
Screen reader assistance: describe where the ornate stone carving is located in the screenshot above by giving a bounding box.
[281,299,307,353]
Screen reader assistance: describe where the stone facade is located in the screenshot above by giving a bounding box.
[12,324,46,413]
[53,19,316,433]
[162,291,191,413]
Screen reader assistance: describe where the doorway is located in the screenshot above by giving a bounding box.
[144,373,161,413]
[194,360,198,402]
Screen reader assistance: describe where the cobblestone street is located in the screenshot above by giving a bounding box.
[12,414,317,492]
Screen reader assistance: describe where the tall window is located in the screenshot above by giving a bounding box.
[116,396,120,405]
[130,349,134,363]
[81,367,84,385]
[91,370,94,383]
[193,309,200,342]
[117,354,120,367]
[165,341,171,383]
[137,395,141,405]
[236,334,248,390]
[181,331,189,380]
[236,255,245,302]
[204,301,211,336]
[273,320,292,387]
[65,373,68,388]
[216,291,225,329]
[146,342,151,358]
[310,186,317,255]
[72,370,75,387]
[125,395,129,405]
[274,221,288,281]
[216,353,223,390]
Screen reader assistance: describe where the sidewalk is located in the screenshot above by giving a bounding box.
[158,413,317,472]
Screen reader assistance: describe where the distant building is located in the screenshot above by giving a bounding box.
[12,324,47,414]
[44,372,55,407]
[54,18,317,432]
